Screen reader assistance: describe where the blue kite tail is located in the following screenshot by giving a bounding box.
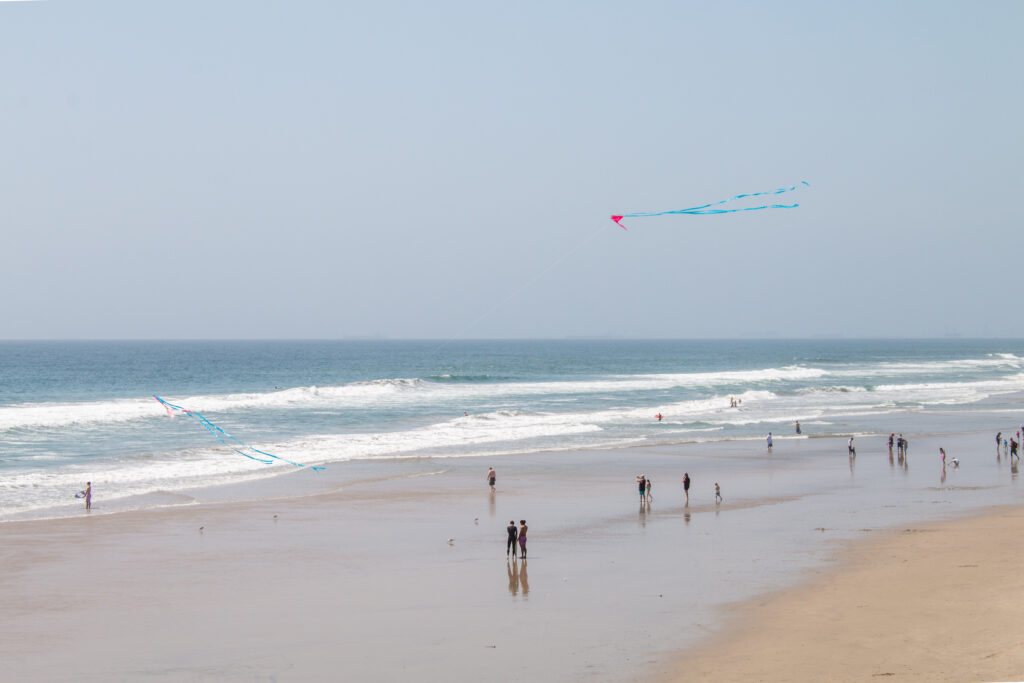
[154,396,324,471]
[618,181,810,220]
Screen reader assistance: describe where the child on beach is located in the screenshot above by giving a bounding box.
[714,482,722,504]
[645,477,652,503]
[766,432,773,452]
[682,473,690,504]
[518,520,528,558]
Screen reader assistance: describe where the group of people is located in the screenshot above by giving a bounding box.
[488,467,528,558]
[996,428,1024,459]
[888,433,910,457]
[506,519,528,558]
[638,472,718,505]
[636,475,653,502]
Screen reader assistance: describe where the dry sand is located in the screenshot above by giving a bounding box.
[661,505,1024,682]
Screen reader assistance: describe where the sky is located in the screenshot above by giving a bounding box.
[1,0,1021,339]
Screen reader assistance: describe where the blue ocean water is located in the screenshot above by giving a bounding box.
[2,339,1024,520]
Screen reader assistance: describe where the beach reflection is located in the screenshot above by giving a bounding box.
[507,558,519,595]
[638,499,648,527]
[506,558,528,597]
[489,492,496,517]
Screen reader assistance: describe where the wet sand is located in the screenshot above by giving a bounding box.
[660,505,1024,682]
[1,435,1021,681]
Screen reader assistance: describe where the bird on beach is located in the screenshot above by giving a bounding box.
[199,526,204,533]
[447,538,455,545]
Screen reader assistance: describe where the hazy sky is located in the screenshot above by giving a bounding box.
[2,1,1021,339]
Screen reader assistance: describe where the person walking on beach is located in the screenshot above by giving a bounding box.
[940,448,946,467]
[518,520,528,558]
[1011,438,1019,460]
[682,472,691,504]
[903,437,909,457]
[636,475,646,501]
[486,467,496,493]
[645,477,653,503]
[84,481,91,511]
[766,432,773,452]
[848,436,856,457]
[888,433,895,454]
[506,519,518,558]
[714,482,722,504]
[795,421,801,435]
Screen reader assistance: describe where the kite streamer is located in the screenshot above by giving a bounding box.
[611,181,809,229]
[154,396,324,471]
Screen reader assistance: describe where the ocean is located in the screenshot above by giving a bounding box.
[2,339,1024,521]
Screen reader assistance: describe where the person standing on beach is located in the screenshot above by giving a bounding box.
[795,421,801,435]
[903,437,909,457]
[506,519,518,558]
[518,520,528,558]
[848,436,856,456]
[645,477,653,503]
[940,448,946,467]
[888,433,895,454]
[84,481,91,511]
[486,467,496,493]
[996,432,1002,454]
[682,472,691,504]
[767,432,773,452]
[714,482,722,504]
[637,475,646,501]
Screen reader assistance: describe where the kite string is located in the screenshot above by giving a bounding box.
[434,222,611,351]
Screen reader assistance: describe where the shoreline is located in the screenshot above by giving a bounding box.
[658,503,1024,681]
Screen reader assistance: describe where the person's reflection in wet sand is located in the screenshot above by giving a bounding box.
[941,465,947,485]
[507,557,519,596]
[1011,458,1019,479]
[684,511,691,525]
[489,491,496,518]
[519,559,529,596]
[638,499,648,527]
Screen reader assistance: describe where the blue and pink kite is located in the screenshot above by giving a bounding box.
[611,181,809,230]
[155,396,324,470]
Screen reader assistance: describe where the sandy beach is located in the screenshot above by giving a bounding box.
[661,506,1024,682]
[1,434,1021,682]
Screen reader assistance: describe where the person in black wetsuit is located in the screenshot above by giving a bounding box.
[506,520,518,557]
